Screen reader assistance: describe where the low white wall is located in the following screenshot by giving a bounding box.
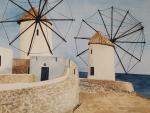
[0,48,13,74]
[0,61,79,113]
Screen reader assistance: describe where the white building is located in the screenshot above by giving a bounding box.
[19,8,53,59]
[88,32,115,80]
[30,56,70,81]
[0,47,13,74]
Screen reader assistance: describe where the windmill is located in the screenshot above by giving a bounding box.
[75,6,145,80]
[0,0,74,58]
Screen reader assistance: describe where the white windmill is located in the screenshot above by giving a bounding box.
[88,32,115,80]
[0,0,74,59]
[75,6,145,80]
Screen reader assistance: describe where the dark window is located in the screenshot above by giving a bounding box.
[0,56,1,66]
[90,67,94,76]
[37,29,39,36]
[28,67,30,74]
[56,57,58,62]
[43,63,47,66]
[91,49,92,54]
[74,69,76,75]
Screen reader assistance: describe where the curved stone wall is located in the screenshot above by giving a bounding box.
[80,79,134,93]
[0,61,79,113]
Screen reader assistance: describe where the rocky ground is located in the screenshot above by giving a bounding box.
[71,79,150,113]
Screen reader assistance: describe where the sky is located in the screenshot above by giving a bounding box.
[68,0,150,75]
[0,0,150,74]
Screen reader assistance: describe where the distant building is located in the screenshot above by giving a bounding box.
[88,32,115,80]
[0,47,13,74]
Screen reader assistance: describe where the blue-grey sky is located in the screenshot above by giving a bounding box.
[0,0,150,74]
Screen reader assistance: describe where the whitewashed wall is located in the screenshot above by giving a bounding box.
[88,44,115,80]
[20,21,53,59]
[30,56,70,81]
[0,47,13,74]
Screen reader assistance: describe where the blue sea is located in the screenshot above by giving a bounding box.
[79,72,150,99]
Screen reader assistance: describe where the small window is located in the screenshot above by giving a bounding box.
[37,29,39,36]
[43,63,47,66]
[56,57,58,62]
[74,69,76,75]
[0,56,1,66]
[28,67,30,74]
[90,67,94,76]
[91,49,92,54]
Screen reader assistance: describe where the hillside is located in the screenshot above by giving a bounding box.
[71,79,150,113]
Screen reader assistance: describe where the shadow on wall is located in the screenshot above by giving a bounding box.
[12,59,30,74]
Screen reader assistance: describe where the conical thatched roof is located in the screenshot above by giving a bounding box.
[20,7,47,20]
[89,32,113,46]
[20,7,38,20]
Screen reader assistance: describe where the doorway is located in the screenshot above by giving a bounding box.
[41,67,49,81]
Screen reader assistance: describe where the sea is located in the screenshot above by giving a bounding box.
[79,72,150,99]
